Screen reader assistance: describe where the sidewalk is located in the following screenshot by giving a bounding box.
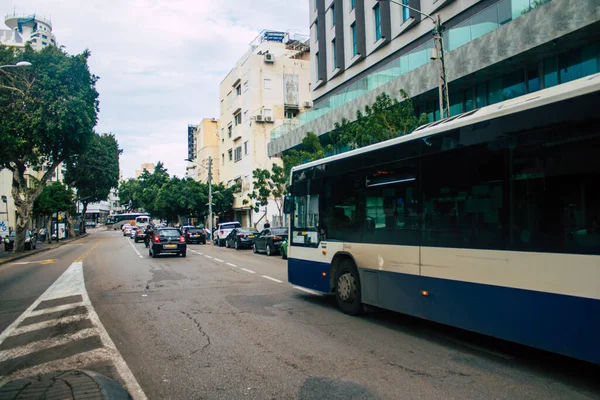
[0,233,90,266]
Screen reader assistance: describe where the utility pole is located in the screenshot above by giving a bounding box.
[207,156,213,236]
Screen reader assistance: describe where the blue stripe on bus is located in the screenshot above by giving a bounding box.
[288,259,600,364]
[288,258,331,293]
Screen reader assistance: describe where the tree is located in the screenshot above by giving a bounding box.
[64,133,121,234]
[33,182,76,242]
[118,178,140,211]
[211,183,235,218]
[244,164,288,226]
[282,133,327,177]
[0,45,99,252]
[137,162,169,215]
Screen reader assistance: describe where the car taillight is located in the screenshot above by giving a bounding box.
[273,236,282,240]
[179,235,185,243]
[237,233,245,237]
[153,235,160,243]
[220,230,224,235]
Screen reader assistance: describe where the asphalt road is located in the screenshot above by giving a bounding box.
[1,228,599,399]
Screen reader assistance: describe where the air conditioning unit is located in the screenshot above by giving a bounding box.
[264,53,275,63]
[303,101,313,108]
[265,116,273,122]
[255,115,264,122]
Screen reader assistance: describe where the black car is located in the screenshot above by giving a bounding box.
[226,228,259,250]
[184,228,206,244]
[253,228,288,256]
[133,225,147,243]
[149,228,187,258]
[4,230,37,251]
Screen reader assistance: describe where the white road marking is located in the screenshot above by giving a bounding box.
[293,286,324,296]
[0,262,147,399]
[189,250,201,255]
[226,262,238,268]
[262,275,282,283]
[214,258,223,263]
[11,259,56,265]
[127,238,144,259]
[205,255,213,259]
[27,302,85,317]
[240,268,256,274]
[10,314,89,336]
[0,328,97,362]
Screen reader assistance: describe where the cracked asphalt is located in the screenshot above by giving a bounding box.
[80,229,600,399]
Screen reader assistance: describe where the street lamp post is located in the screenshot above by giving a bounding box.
[0,61,32,69]
[375,0,450,119]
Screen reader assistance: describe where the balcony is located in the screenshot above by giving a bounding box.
[269,0,554,143]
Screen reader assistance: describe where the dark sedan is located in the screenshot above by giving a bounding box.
[4,230,37,251]
[184,228,206,244]
[226,227,259,250]
[133,226,147,243]
[253,228,288,256]
[149,228,187,258]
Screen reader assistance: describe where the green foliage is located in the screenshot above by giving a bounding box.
[282,133,327,177]
[0,44,99,252]
[64,133,121,232]
[521,0,551,15]
[245,164,288,220]
[117,163,235,223]
[33,182,76,217]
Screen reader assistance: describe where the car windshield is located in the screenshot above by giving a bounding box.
[271,229,288,236]
[221,223,241,230]
[158,229,180,237]
[239,228,258,234]
[187,229,203,234]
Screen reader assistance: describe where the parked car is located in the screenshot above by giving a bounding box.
[184,228,206,244]
[280,239,288,259]
[133,226,146,243]
[225,228,259,250]
[253,228,288,256]
[4,230,37,251]
[149,227,187,258]
[213,222,242,247]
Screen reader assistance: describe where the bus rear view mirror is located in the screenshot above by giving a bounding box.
[283,196,294,214]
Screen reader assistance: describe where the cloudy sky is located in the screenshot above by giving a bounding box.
[4,0,309,178]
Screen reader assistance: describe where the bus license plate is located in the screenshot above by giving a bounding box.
[164,244,177,249]
[248,235,254,238]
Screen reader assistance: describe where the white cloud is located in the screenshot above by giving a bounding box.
[5,0,309,178]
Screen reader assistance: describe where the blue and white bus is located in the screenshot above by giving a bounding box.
[286,73,600,364]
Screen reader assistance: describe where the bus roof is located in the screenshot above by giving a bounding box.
[292,72,600,174]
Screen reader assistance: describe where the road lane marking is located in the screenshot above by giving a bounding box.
[27,303,86,318]
[9,314,90,336]
[240,268,256,274]
[0,262,147,399]
[189,250,201,255]
[214,258,223,263]
[262,275,282,283]
[205,255,213,259]
[11,259,57,265]
[127,239,144,259]
[293,286,324,296]
[74,242,100,263]
[226,262,237,268]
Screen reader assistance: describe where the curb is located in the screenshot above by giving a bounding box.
[0,233,90,266]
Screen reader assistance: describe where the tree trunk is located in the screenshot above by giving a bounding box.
[67,213,76,239]
[11,168,32,254]
[81,202,88,234]
[46,217,53,244]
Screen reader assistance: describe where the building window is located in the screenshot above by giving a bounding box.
[374,4,382,41]
[351,0,355,10]
[314,21,319,42]
[351,23,357,57]
[42,34,47,39]
[228,149,233,161]
[263,78,272,89]
[234,112,242,125]
[244,141,248,155]
[286,110,299,119]
[243,110,248,122]
[235,84,241,96]
[331,5,335,27]
[243,80,249,92]
[228,124,232,138]
[332,38,337,70]
[234,146,242,162]
[316,52,321,80]
[402,0,410,22]
[222,154,225,165]
[314,0,318,11]
[42,41,47,45]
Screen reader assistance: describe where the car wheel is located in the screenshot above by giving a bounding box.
[149,248,152,256]
[335,259,363,316]
[234,240,239,250]
[225,239,230,248]
[219,239,224,247]
[266,244,272,256]
[253,243,258,253]
[152,249,159,258]
[181,251,187,258]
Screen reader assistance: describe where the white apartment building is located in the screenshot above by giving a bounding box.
[0,13,56,50]
[219,31,311,228]
[186,119,220,183]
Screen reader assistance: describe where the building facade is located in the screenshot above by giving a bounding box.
[186,119,220,183]
[0,13,56,50]
[219,31,311,228]
[268,0,600,156]
[135,163,155,178]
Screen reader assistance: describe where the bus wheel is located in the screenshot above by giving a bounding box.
[335,259,362,315]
